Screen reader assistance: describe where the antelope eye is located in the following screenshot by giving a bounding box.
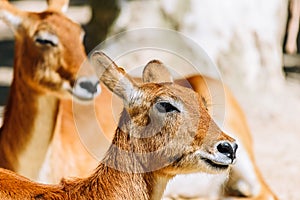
[34,32,58,47]
[35,38,57,46]
[155,101,180,113]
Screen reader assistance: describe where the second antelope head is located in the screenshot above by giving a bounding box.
[92,51,238,176]
[0,0,100,100]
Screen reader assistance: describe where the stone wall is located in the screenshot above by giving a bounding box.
[109,0,289,92]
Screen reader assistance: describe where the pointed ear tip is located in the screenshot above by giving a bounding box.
[92,50,104,56]
[143,59,173,83]
[91,51,106,61]
[91,51,117,71]
[147,59,163,65]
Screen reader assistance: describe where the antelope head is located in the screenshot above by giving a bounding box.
[91,51,238,176]
[0,0,100,100]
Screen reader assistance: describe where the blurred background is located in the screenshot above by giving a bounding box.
[0,0,299,199]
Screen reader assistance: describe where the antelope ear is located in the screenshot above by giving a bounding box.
[0,0,24,30]
[47,0,69,13]
[142,60,173,83]
[91,51,138,103]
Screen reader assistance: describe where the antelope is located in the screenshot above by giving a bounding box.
[0,51,238,200]
[0,0,99,180]
[0,0,278,199]
[44,57,278,199]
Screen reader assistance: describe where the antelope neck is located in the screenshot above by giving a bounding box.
[62,125,171,200]
[62,159,170,200]
[0,79,59,180]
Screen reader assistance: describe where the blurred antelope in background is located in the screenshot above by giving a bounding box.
[0,0,99,179]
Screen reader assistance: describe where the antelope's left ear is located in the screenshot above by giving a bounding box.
[91,51,138,103]
[142,60,173,83]
[47,0,69,13]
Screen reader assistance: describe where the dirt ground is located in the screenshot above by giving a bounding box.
[229,79,300,200]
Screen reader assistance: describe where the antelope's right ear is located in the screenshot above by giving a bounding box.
[142,60,173,83]
[91,51,138,103]
[0,0,24,31]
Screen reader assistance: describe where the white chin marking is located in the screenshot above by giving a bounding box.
[70,76,102,100]
[72,84,93,100]
[62,81,72,90]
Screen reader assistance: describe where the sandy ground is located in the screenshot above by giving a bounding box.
[0,2,299,200]
[225,77,300,200]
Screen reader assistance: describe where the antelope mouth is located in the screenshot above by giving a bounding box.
[70,91,96,101]
[201,157,229,170]
[67,87,97,101]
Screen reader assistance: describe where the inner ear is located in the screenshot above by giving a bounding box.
[142,60,173,83]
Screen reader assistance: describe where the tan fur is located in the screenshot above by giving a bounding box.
[0,52,237,200]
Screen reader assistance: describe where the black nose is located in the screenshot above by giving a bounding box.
[79,81,99,94]
[217,142,238,161]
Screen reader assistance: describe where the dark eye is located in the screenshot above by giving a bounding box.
[35,38,57,47]
[34,32,58,47]
[155,102,180,113]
